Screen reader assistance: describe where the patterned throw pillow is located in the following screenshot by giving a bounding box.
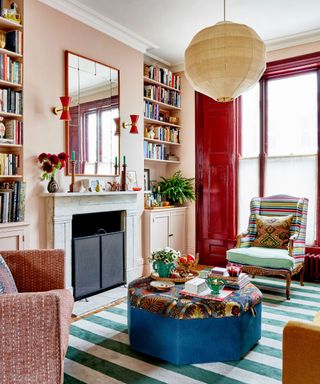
[0,254,18,294]
[253,214,293,249]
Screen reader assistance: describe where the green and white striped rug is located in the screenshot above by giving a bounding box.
[64,277,320,384]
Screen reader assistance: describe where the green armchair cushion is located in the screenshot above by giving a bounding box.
[253,214,293,249]
[227,247,296,270]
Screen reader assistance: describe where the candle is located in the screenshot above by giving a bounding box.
[71,150,75,161]
[123,155,126,165]
[115,156,118,166]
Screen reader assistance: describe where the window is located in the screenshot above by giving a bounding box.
[239,53,320,245]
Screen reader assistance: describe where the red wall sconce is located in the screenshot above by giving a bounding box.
[52,96,71,121]
[122,114,139,134]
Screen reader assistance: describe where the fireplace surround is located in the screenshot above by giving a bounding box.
[42,191,142,292]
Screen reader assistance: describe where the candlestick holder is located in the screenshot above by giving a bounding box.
[69,160,76,192]
[121,163,127,191]
[114,164,118,175]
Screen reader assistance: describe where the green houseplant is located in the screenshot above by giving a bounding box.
[159,171,196,205]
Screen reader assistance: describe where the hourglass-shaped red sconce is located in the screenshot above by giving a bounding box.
[122,114,139,134]
[52,96,71,120]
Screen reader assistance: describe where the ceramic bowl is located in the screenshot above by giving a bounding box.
[206,277,225,295]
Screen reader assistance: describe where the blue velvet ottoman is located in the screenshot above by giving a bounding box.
[128,277,262,365]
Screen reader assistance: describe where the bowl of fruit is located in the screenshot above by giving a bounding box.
[206,277,226,295]
[177,254,198,271]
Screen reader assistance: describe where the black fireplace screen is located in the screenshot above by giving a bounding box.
[72,210,125,300]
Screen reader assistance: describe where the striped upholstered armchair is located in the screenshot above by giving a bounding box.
[227,195,308,299]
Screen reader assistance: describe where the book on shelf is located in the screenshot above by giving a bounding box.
[144,84,181,108]
[144,141,168,161]
[144,64,181,90]
[0,181,25,223]
[0,88,22,115]
[5,30,23,55]
[180,288,233,302]
[0,53,22,83]
[145,125,180,144]
[0,153,18,175]
[3,119,23,144]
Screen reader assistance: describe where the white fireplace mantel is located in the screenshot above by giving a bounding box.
[41,191,143,290]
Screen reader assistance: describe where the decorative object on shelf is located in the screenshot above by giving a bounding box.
[113,117,120,136]
[108,180,120,191]
[89,179,105,192]
[38,152,68,193]
[159,170,195,205]
[47,176,59,193]
[168,116,179,124]
[114,156,118,175]
[206,277,226,295]
[2,2,21,23]
[52,96,71,121]
[0,117,5,139]
[69,159,76,192]
[184,0,266,102]
[126,170,138,191]
[120,155,127,191]
[150,247,180,278]
[95,180,102,192]
[122,114,139,134]
[0,32,5,49]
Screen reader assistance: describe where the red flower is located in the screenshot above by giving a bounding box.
[38,152,48,162]
[42,161,53,173]
[58,152,68,161]
[49,154,59,165]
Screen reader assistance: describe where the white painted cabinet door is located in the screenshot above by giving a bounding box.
[169,210,186,254]
[150,213,170,252]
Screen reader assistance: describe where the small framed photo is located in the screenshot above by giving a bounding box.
[127,170,138,190]
[144,169,150,191]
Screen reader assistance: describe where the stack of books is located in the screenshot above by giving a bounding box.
[209,268,250,290]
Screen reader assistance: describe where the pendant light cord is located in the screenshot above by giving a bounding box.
[224,0,226,21]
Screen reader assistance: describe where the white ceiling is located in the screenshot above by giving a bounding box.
[41,0,320,66]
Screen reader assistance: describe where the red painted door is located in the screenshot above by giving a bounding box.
[196,92,238,266]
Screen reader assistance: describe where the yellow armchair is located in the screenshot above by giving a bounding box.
[283,312,320,384]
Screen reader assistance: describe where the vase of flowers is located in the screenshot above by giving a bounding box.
[38,152,68,193]
[150,247,180,278]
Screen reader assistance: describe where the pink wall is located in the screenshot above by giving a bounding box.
[24,0,144,248]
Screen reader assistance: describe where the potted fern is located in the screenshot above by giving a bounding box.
[159,171,196,206]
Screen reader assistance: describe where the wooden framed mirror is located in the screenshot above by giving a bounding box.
[65,51,120,176]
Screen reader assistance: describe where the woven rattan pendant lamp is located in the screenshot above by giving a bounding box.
[184,0,266,102]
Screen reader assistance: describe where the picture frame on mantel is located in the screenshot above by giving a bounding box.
[127,170,138,190]
[144,169,150,191]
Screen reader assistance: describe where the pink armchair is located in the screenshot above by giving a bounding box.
[0,249,74,384]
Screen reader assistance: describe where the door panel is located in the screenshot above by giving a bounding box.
[196,93,238,266]
[170,211,186,253]
[151,213,170,251]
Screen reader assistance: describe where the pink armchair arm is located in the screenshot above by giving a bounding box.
[0,289,74,384]
[0,249,65,292]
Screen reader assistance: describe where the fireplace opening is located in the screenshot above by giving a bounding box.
[72,210,125,300]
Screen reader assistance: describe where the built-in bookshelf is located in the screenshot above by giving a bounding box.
[143,63,182,166]
[0,0,25,228]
